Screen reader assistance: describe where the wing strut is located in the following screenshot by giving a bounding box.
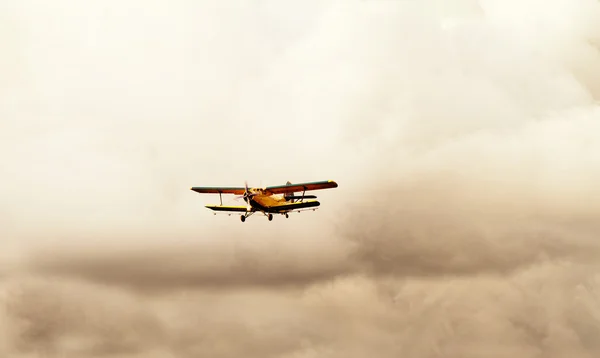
[219,192,223,205]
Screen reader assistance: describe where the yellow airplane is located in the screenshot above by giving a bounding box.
[190,180,338,222]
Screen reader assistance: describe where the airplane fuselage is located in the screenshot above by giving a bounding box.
[251,193,286,207]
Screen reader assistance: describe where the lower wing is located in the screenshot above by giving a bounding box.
[266,200,320,212]
[205,205,249,212]
[204,201,320,213]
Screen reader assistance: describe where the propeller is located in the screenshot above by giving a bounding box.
[234,181,255,211]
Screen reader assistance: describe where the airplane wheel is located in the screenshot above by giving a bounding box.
[240,215,246,222]
[285,213,289,218]
[268,214,273,221]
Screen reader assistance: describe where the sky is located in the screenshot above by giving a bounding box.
[2,0,600,357]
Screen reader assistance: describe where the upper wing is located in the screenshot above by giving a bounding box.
[264,180,338,195]
[190,186,246,195]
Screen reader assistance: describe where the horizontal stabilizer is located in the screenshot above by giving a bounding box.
[267,200,320,212]
[285,195,317,200]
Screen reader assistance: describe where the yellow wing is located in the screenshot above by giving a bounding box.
[205,201,320,213]
[205,205,249,212]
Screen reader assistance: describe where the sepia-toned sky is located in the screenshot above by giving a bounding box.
[2,0,600,357]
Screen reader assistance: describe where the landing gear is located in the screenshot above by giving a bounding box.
[241,212,273,222]
[285,213,289,218]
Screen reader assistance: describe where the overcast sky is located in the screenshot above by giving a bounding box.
[2,1,600,357]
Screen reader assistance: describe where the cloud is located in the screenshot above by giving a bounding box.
[23,235,353,292]
[4,267,600,358]
[341,110,600,277]
[3,0,600,357]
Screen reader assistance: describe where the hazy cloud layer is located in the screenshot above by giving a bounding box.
[25,235,353,292]
[3,0,600,357]
[4,266,600,358]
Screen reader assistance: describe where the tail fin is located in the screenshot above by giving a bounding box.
[284,181,294,201]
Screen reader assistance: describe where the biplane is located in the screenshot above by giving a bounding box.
[190,180,338,222]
